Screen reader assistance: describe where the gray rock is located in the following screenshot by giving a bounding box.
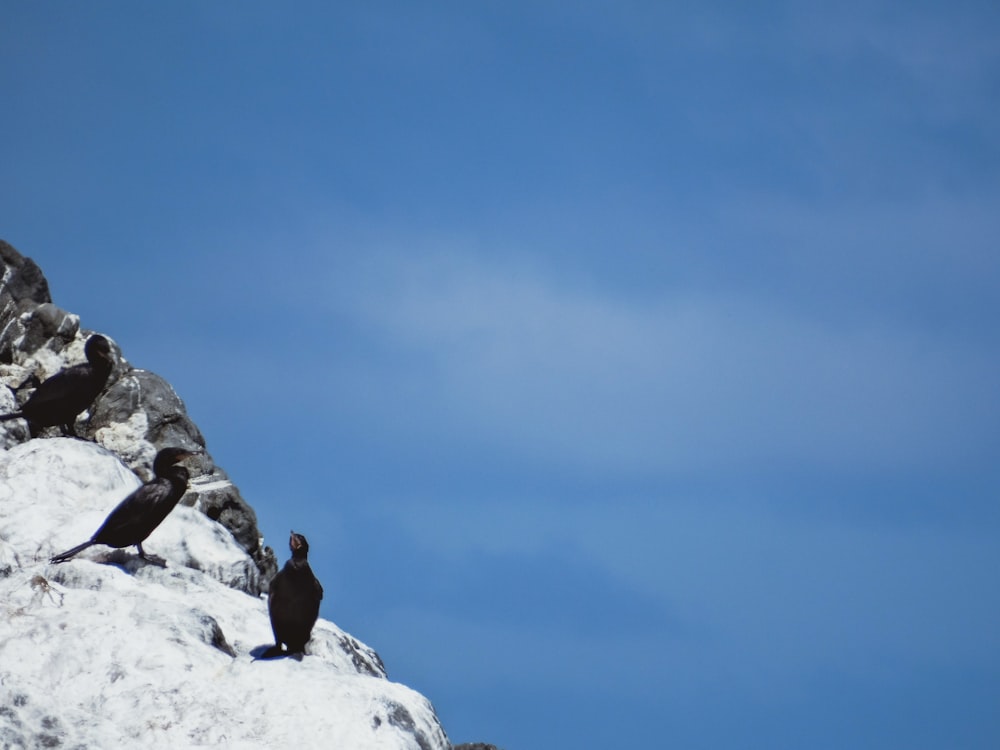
[385,702,436,750]
[0,241,63,367]
[0,239,277,590]
[0,240,51,342]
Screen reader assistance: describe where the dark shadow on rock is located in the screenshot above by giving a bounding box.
[194,612,236,658]
[251,644,303,661]
[105,549,168,570]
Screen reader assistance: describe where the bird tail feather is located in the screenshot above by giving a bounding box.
[50,541,96,564]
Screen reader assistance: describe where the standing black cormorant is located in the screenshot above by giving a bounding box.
[49,447,197,564]
[0,334,114,437]
[263,531,324,658]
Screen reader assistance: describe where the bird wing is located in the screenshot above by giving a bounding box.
[92,478,176,548]
[268,570,285,600]
[22,365,97,412]
[315,577,324,601]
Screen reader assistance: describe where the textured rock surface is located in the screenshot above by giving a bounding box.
[0,439,449,750]
[0,240,277,588]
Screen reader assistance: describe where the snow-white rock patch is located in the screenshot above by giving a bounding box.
[0,439,449,750]
[93,409,153,467]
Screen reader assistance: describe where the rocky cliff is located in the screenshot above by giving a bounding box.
[0,239,276,590]
[0,241,457,749]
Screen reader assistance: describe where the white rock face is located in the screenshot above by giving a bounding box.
[0,439,449,750]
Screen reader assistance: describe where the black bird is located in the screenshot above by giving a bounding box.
[49,447,197,564]
[0,334,114,437]
[263,531,324,658]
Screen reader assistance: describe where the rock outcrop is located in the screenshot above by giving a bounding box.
[0,238,497,750]
[0,239,277,590]
[0,438,449,749]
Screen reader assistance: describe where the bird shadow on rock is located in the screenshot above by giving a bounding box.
[250,644,304,662]
[101,549,168,571]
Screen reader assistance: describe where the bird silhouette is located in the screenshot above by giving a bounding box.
[50,447,197,564]
[262,531,324,658]
[1,334,114,437]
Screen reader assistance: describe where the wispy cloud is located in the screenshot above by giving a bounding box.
[309,245,997,477]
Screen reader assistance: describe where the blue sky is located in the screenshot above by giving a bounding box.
[3,2,1000,747]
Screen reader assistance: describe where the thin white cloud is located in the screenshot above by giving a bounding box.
[317,246,995,476]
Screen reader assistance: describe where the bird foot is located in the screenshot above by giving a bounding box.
[137,553,167,568]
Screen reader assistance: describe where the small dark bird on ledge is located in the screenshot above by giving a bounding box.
[50,447,198,565]
[0,334,114,437]
[262,531,324,658]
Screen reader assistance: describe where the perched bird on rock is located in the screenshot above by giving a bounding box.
[50,447,197,565]
[0,334,114,437]
[263,531,324,658]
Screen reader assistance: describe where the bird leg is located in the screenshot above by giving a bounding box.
[135,543,167,568]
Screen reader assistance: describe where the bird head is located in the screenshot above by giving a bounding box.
[84,335,114,365]
[289,531,310,558]
[152,447,199,477]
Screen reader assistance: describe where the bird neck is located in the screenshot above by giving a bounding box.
[93,357,113,376]
[158,466,189,493]
[87,350,114,375]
